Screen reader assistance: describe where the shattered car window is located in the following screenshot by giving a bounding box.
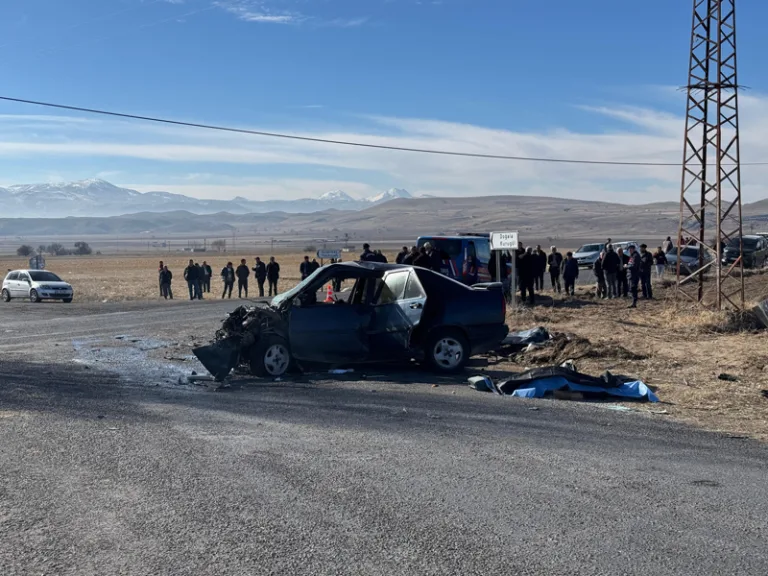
[378,272,408,304]
[403,273,425,299]
[271,267,324,307]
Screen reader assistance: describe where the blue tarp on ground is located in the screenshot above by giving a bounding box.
[509,376,659,402]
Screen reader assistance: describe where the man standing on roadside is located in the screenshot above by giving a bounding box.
[602,245,620,299]
[183,259,198,301]
[266,256,280,296]
[594,251,607,299]
[534,245,547,291]
[236,258,250,298]
[653,246,668,280]
[563,251,579,296]
[396,246,409,264]
[253,256,267,297]
[617,247,629,298]
[201,261,212,294]
[300,255,312,280]
[639,244,654,299]
[360,243,375,262]
[221,262,235,299]
[628,245,642,308]
[519,246,536,305]
[160,265,173,300]
[158,261,164,297]
[403,246,419,265]
[662,236,673,254]
[548,246,563,294]
[193,262,204,300]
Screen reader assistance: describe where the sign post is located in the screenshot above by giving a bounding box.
[316,249,341,266]
[490,231,518,308]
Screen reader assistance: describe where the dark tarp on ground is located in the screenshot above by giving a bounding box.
[499,327,550,351]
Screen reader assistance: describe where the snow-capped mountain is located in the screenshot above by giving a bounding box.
[0,179,418,218]
[367,188,413,204]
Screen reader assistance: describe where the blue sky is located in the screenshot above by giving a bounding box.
[0,0,767,203]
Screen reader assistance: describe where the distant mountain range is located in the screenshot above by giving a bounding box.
[1,193,766,240]
[0,179,417,218]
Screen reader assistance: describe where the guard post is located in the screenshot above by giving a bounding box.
[490,231,518,307]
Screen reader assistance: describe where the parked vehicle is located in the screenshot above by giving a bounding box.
[416,234,492,284]
[722,235,768,269]
[2,269,74,303]
[666,246,714,275]
[611,241,640,253]
[573,243,605,268]
[194,262,509,379]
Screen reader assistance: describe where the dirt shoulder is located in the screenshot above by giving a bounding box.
[500,271,768,441]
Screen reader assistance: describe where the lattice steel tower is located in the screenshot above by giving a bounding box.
[677,0,744,309]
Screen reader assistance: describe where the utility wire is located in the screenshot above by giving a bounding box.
[1,95,766,167]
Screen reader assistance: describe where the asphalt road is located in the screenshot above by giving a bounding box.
[1,299,767,575]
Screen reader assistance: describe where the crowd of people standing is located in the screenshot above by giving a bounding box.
[157,256,282,301]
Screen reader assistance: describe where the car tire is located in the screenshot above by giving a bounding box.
[1,289,10,302]
[63,298,73,303]
[425,328,469,373]
[249,335,292,378]
[29,289,41,303]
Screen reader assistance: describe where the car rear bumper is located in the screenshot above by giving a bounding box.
[468,324,509,356]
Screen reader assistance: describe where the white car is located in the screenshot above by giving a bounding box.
[2,269,74,303]
[573,243,605,268]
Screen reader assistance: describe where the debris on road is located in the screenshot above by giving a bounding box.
[329,369,354,375]
[717,373,739,382]
[469,363,659,402]
[498,327,551,352]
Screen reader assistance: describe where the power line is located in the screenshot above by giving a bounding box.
[1,95,766,167]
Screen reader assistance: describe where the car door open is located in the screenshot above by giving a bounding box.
[367,271,426,360]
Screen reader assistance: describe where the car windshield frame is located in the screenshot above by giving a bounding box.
[577,244,602,253]
[28,271,62,282]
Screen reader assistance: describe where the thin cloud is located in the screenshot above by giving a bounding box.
[1,93,767,203]
[214,0,302,24]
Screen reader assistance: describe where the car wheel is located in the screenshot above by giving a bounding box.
[29,289,41,303]
[63,298,73,303]
[426,329,469,373]
[1,289,10,302]
[249,336,291,377]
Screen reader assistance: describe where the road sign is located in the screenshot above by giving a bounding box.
[490,231,519,251]
[28,254,46,270]
[317,249,341,260]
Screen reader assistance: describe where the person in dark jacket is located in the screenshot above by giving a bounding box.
[653,246,668,280]
[413,246,431,269]
[627,245,642,307]
[402,246,419,265]
[310,258,320,273]
[594,252,607,299]
[424,243,442,273]
[602,245,621,299]
[300,256,312,280]
[193,263,204,299]
[534,245,547,291]
[200,261,212,293]
[159,266,173,300]
[639,244,654,299]
[183,259,198,301]
[374,250,388,263]
[616,248,629,297]
[158,260,164,297]
[253,257,267,297]
[563,251,579,296]
[396,246,409,264]
[221,262,235,299]
[266,257,280,296]
[360,243,375,262]
[236,259,250,298]
[548,247,563,294]
[518,246,535,305]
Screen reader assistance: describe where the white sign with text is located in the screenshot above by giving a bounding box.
[489,231,519,251]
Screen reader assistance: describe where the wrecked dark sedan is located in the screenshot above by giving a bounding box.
[194,262,509,379]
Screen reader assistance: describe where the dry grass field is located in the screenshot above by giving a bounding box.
[2,251,767,440]
[502,272,768,441]
[0,251,397,302]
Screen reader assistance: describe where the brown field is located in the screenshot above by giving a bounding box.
[2,252,768,441]
[0,252,387,302]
